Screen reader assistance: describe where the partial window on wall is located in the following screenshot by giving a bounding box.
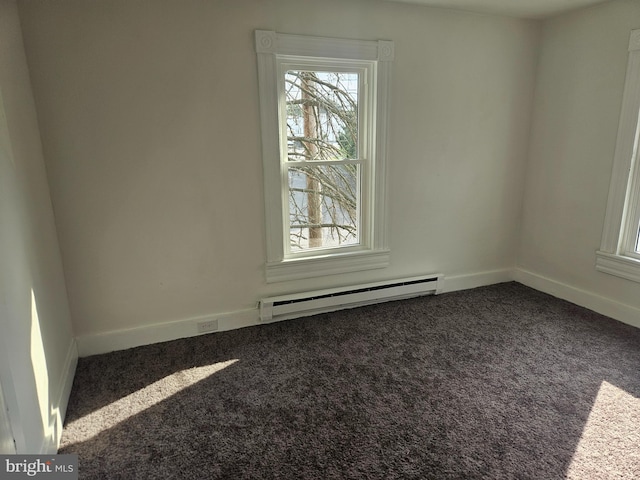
[255,31,394,283]
[596,29,640,282]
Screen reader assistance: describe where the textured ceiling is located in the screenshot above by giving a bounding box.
[380,0,612,19]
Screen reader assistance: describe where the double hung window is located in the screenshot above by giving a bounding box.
[597,29,640,282]
[284,65,366,253]
[255,31,393,282]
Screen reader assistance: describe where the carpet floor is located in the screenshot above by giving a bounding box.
[59,282,640,479]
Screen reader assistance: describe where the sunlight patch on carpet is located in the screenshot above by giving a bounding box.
[566,380,640,479]
[64,360,239,444]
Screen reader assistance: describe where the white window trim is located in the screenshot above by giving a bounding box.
[255,30,393,283]
[596,29,640,283]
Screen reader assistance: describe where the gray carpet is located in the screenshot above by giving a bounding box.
[59,282,640,479]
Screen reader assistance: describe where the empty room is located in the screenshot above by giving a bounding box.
[1,0,639,478]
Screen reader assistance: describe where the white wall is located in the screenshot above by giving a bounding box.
[17,0,539,353]
[517,0,640,326]
[0,0,76,452]
[0,382,15,453]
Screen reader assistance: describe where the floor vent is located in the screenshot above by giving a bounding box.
[259,274,443,323]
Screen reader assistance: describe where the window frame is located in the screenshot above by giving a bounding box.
[596,29,640,283]
[255,31,394,283]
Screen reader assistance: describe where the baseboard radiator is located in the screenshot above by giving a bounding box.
[259,273,444,323]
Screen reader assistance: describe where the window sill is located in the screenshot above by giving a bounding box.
[266,249,390,283]
[595,251,640,283]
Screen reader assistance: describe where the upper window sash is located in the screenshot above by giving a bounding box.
[596,29,640,282]
[279,60,371,164]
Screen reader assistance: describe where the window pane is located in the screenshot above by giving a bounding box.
[288,164,359,251]
[285,71,359,162]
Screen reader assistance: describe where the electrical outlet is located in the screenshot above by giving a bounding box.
[197,319,218,333]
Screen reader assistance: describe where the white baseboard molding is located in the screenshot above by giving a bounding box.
[76,309,260,357]
[441,268,514,294]
[77,270,518,357]
[514,268,640,329]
